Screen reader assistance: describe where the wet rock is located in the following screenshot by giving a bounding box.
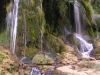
[30,67,41,75]
[66,34,80,47]
[32,54,55,65]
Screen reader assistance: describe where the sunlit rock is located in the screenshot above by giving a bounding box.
[32,54,54,65]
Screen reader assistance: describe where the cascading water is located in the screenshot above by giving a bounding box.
[74,0,93,57]
[30,67,41,75]
[74,0,82,34]
[30,67,54,75]
[7,0,19,54]
[75,34,93,57]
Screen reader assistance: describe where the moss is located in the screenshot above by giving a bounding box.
[84,18,91,26]
[32,54,54,65]
[25,47,37,56]
[50,36,59,53]
[91,0,100,14]
[87,26,95,37]
[59,35,66,43]
[58,0,68,19]
[45,33,66,54]
[59,44,66,53]
[17,0,45,51]
[46,34,59,53]
[80,0,94,24]
[0,30,10,47]
[66,34,80,47]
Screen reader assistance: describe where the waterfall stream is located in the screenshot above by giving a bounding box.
[75,34,93,57]
[74,0,93,57]
[30,67,54,75]
[74,0,82,34]
[7,0,19,54]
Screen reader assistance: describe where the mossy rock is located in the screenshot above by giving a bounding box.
[66,34,80,47]
[46,34,60,53]
[59,44,67,54]
[25,47,37,56]
[32,54,54,65]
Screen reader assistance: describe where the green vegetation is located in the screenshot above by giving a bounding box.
[79,61,100,71]
[1,0,100,58]
[16,0,100,56]
[0,30,10,47]
[16,0,46,56]
[79,0,96,37]
[25,47,37,56]
[91,0,100,14]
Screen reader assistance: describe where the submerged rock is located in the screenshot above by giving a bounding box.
[32,54,55,65]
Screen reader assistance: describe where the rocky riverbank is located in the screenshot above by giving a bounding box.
[0,44,100,75]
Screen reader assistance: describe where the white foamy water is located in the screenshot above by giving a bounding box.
[30,67,41,75]
[74,0,82,34]
[7,0,19,54]
[75,34,93,57]
[74,0,93,57]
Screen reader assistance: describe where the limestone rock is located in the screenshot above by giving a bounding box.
[32,54,55,65]
[0,46,31,75]
[65,45,74,52]
[56,66,88,75]
[61,52,78,65]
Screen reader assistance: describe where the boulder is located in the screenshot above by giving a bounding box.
[32,54,55,65]
[66,34,80,47]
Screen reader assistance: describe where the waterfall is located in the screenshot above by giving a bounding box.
[74,0,81,34]
[74,0,93,57]
[75,34,93,57]
[7,0,19,54]
[30,67,54,75]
